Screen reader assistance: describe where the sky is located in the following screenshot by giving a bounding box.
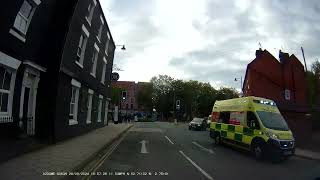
[100,0,320,90]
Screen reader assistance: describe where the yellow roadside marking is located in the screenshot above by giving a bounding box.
[81,131,128,180]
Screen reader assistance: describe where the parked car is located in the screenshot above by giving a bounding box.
[188,118,207,131]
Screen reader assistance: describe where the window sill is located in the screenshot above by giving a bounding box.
[97,120,102,123]
[85,17,91,26]
[96,36,101,43]
[105,51,108,56]
[69,119,78,125]
[9,29,26,42]
[86,121,91,124]
[90,73,96,78]
[75,61,84,68]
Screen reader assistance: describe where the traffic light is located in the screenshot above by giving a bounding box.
[122,91,127,100]
[176,100,180,110]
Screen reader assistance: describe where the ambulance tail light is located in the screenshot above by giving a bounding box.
[211,112,219,122]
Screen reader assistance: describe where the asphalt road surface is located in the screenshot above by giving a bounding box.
[91,122,320,180]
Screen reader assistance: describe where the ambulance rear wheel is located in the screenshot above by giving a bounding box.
[214,134,221,145]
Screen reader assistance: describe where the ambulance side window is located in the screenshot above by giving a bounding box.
[219,111,230,124]
[247,111,260,129]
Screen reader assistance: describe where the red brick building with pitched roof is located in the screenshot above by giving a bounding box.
[243,49,312,144]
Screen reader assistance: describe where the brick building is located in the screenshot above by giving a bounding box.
[111,81,150,114]
[243,49,312,144]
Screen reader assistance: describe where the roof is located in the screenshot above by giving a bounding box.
[213,96,276,112]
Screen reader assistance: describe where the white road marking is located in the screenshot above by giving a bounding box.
[165,136,174,145]
[179,150,214,180]
[192,142,215,154]
[129,127,163,133]
[140,140,148,154]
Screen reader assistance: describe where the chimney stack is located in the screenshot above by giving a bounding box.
[255,48,263,58]
[279,50,289,64]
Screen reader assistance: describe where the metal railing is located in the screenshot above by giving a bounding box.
[0,116,13,123]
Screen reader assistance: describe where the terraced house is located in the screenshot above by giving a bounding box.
[0,0,115,144]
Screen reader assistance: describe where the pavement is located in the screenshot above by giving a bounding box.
[0,123,133,180]
[295,148,320,161]
[89,122,320,180]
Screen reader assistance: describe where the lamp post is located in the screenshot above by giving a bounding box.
[111,45,126,124]
[234,77,243,96]
[115,45,126,50]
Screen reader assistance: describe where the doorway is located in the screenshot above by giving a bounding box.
[19,67,41,136]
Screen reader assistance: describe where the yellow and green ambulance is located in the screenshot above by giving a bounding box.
[209,96,295,161]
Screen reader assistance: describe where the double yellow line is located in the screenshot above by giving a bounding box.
[81,131,129,180]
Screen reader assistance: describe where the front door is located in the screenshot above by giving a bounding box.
[104,100,109,125]
[20,67,40,136]
[22,87,30,134]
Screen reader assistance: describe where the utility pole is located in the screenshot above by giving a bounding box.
[301,47,308,72]
[234,77,243,96]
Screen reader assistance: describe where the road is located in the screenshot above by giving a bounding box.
[90,122,320,180]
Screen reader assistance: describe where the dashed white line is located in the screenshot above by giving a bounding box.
[179,150,214,180]
[192,142,215,154]
[165,136,174,145]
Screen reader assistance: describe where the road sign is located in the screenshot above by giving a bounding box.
[111,72,120,81]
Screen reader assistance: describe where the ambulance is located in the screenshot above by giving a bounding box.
[209,96,295,161]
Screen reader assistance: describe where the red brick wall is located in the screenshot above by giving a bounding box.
[281,111,312,145]
[244,50,311,144]
[244,50,307,104]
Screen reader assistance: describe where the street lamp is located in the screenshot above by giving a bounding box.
[234,77,243,96]
[116,45,126,50]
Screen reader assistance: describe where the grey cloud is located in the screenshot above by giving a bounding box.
[107,0,320,87]
[109,0,156,17]
[107,0,161,67]
[170,0,320,88]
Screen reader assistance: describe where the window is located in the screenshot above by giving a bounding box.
[97,15,104,41]
[130,104,133,110]
[97,25,103,41]
[247,111,260,130]
[0,67,13,114]
[105,32,110,55]
[101,57,107,84]
[76,25,89,67]
[256,111,289,131]
[85,0,96,25]
[0,52,20,120]
[126,104,128,110]
[217,111,230,124]
[10,0,41,42]
[229,111,244,125]
[97,95,103,122]
[69,79,81,125]
[86,89,93,124]
[90,43,99,77]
